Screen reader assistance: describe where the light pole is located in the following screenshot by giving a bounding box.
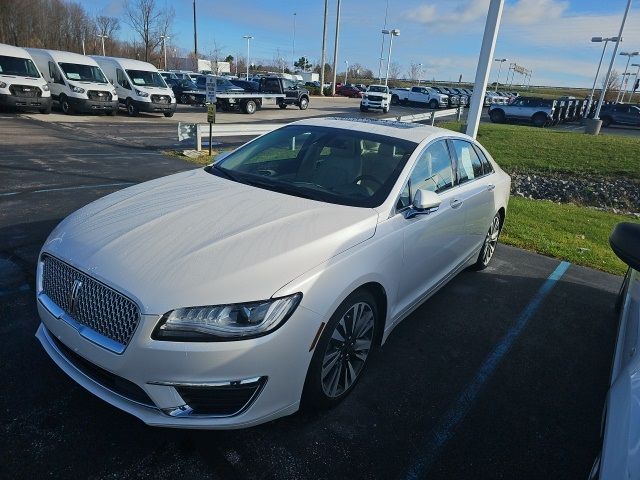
[585,36,619,115]
[320,0,328,95]
[159,35,169,70]
[243,35,253,80]
[331,0,341,95]
[292,12,297,72]
[629,63,640,103]
[493,58,507,92]
[377,0,390,82]
[382,28,400,86]
[97,34,108,56]
[344,60,348,84]
[616,51,639,102]
[592,0,633,130]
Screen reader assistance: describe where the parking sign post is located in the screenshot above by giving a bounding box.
[205,77,217,155]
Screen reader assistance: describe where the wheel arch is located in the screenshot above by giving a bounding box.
[358,282,388,347]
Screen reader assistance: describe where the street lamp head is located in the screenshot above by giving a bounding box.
[242,35,253,40]
[620,51,639,56]
[494,58,507,62]
[632,63,640,67]
[382,28,400,36]
[591,37,603,42]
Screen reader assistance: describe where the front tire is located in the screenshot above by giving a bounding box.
[472,212,502,270]
[391,94,399,105]
[298,96,309,110]
[429,99,438,109]
[532,112,547,127]
[382,106,389,114]
[163,111,174,117]
[39,104,52,114]
[60,95,73,115]
[489,109,506,123]
[302,289,379,409]
[601,116,612,127]
[126,99,138,116]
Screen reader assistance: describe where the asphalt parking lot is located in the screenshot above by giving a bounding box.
[0,114,623,479]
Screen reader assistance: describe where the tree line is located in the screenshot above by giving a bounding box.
[0,0,173,66]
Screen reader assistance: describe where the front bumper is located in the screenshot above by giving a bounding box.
[67,96,118,113]
[130,99,177,113]
[0,93,51,110]
[361,98,390,109]
[36,294,322,429]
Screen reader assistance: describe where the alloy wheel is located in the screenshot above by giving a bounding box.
[321,302,375,398]
[482,215,501,266]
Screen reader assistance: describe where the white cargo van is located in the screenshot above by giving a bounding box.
[92,56,176,117]
[27,48,118,115]
[0,43,52,113]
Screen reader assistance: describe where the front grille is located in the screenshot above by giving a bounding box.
[9,84,41,97]
[151,94,170,104]
[41,255,140,349]
[368,95,383,101]
[87,90,112,101]
[176,378,266,416]
[48,329,154,407]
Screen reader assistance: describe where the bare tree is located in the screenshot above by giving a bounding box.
[388,61,402,80]
[408,62,422,82]
[123,0,173,63]
[273,49,287,73]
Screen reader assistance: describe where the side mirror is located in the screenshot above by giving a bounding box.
[610,222,640,271]
[404,189,441,219]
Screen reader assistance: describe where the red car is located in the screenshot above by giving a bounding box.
[336,85,363,98]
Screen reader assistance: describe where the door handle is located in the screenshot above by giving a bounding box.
[450,198,463,209]
[486,184,496,191]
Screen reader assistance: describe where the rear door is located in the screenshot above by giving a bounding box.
[449,139,497,257]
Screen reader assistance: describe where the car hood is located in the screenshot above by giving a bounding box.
[42,169,378,314]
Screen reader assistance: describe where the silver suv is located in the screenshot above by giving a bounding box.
[488,97,556,127]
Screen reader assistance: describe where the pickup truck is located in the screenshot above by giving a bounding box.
[208,76,310,114]
[389,86,448,109]
[360,84,392,113]
[488,96,556,127]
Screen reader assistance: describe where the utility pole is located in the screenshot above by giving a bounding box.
[97,34,108,56]
[320,0,328,95]
[193,0,198,57]
[466,0,505,139]
[243,35,253,80]
[331,0,341,95]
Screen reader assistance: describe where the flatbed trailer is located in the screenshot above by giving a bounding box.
[213,92,286,114]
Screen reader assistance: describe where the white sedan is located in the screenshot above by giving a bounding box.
[35,117,511,428]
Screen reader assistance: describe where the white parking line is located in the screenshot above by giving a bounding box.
[2,152,161,157]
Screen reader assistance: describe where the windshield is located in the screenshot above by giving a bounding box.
[126,69,167,87]
[368,85,388,93]
[0,55,40,77]
[59,62,107,83]
[211,125,418,208]
[178,79,199,89]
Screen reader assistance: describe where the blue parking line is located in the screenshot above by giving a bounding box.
[406,261,571,480]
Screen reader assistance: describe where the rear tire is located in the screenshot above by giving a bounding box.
[302,289,379,410]
[243,100,257,114]
[532,112,547,127]
[489,109,506,123]
[472,212,502,270]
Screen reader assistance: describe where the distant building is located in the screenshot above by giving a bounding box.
[174,57,230,74]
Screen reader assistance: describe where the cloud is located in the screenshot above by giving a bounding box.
[401,0,489,25]
[505,0,569,25]
[408,4,437,23]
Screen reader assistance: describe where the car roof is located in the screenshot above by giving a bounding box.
[290,117,472,144]
[0,42,32,59]
[28,48,100,65]
[92,56,158,71]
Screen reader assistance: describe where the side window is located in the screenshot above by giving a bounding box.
[116,69,130,89]
[397,140,454,210]
[452,140,483,183]
[48,62,63,84]
[473,144,494,175]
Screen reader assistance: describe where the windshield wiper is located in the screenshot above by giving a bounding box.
[240,177,325,201]
[208,163,244,183]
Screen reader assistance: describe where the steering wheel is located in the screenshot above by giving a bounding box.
[353,174,383,188]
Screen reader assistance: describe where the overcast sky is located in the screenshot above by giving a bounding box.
[86,0,640,87]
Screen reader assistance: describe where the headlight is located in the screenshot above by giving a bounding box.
[0,81,6,88]
[135,89,149,97]
[362,94,368,100]
[70,85,85,94]
[111,89,117,96]
[152,293,302,341]
[42,84,49,91]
